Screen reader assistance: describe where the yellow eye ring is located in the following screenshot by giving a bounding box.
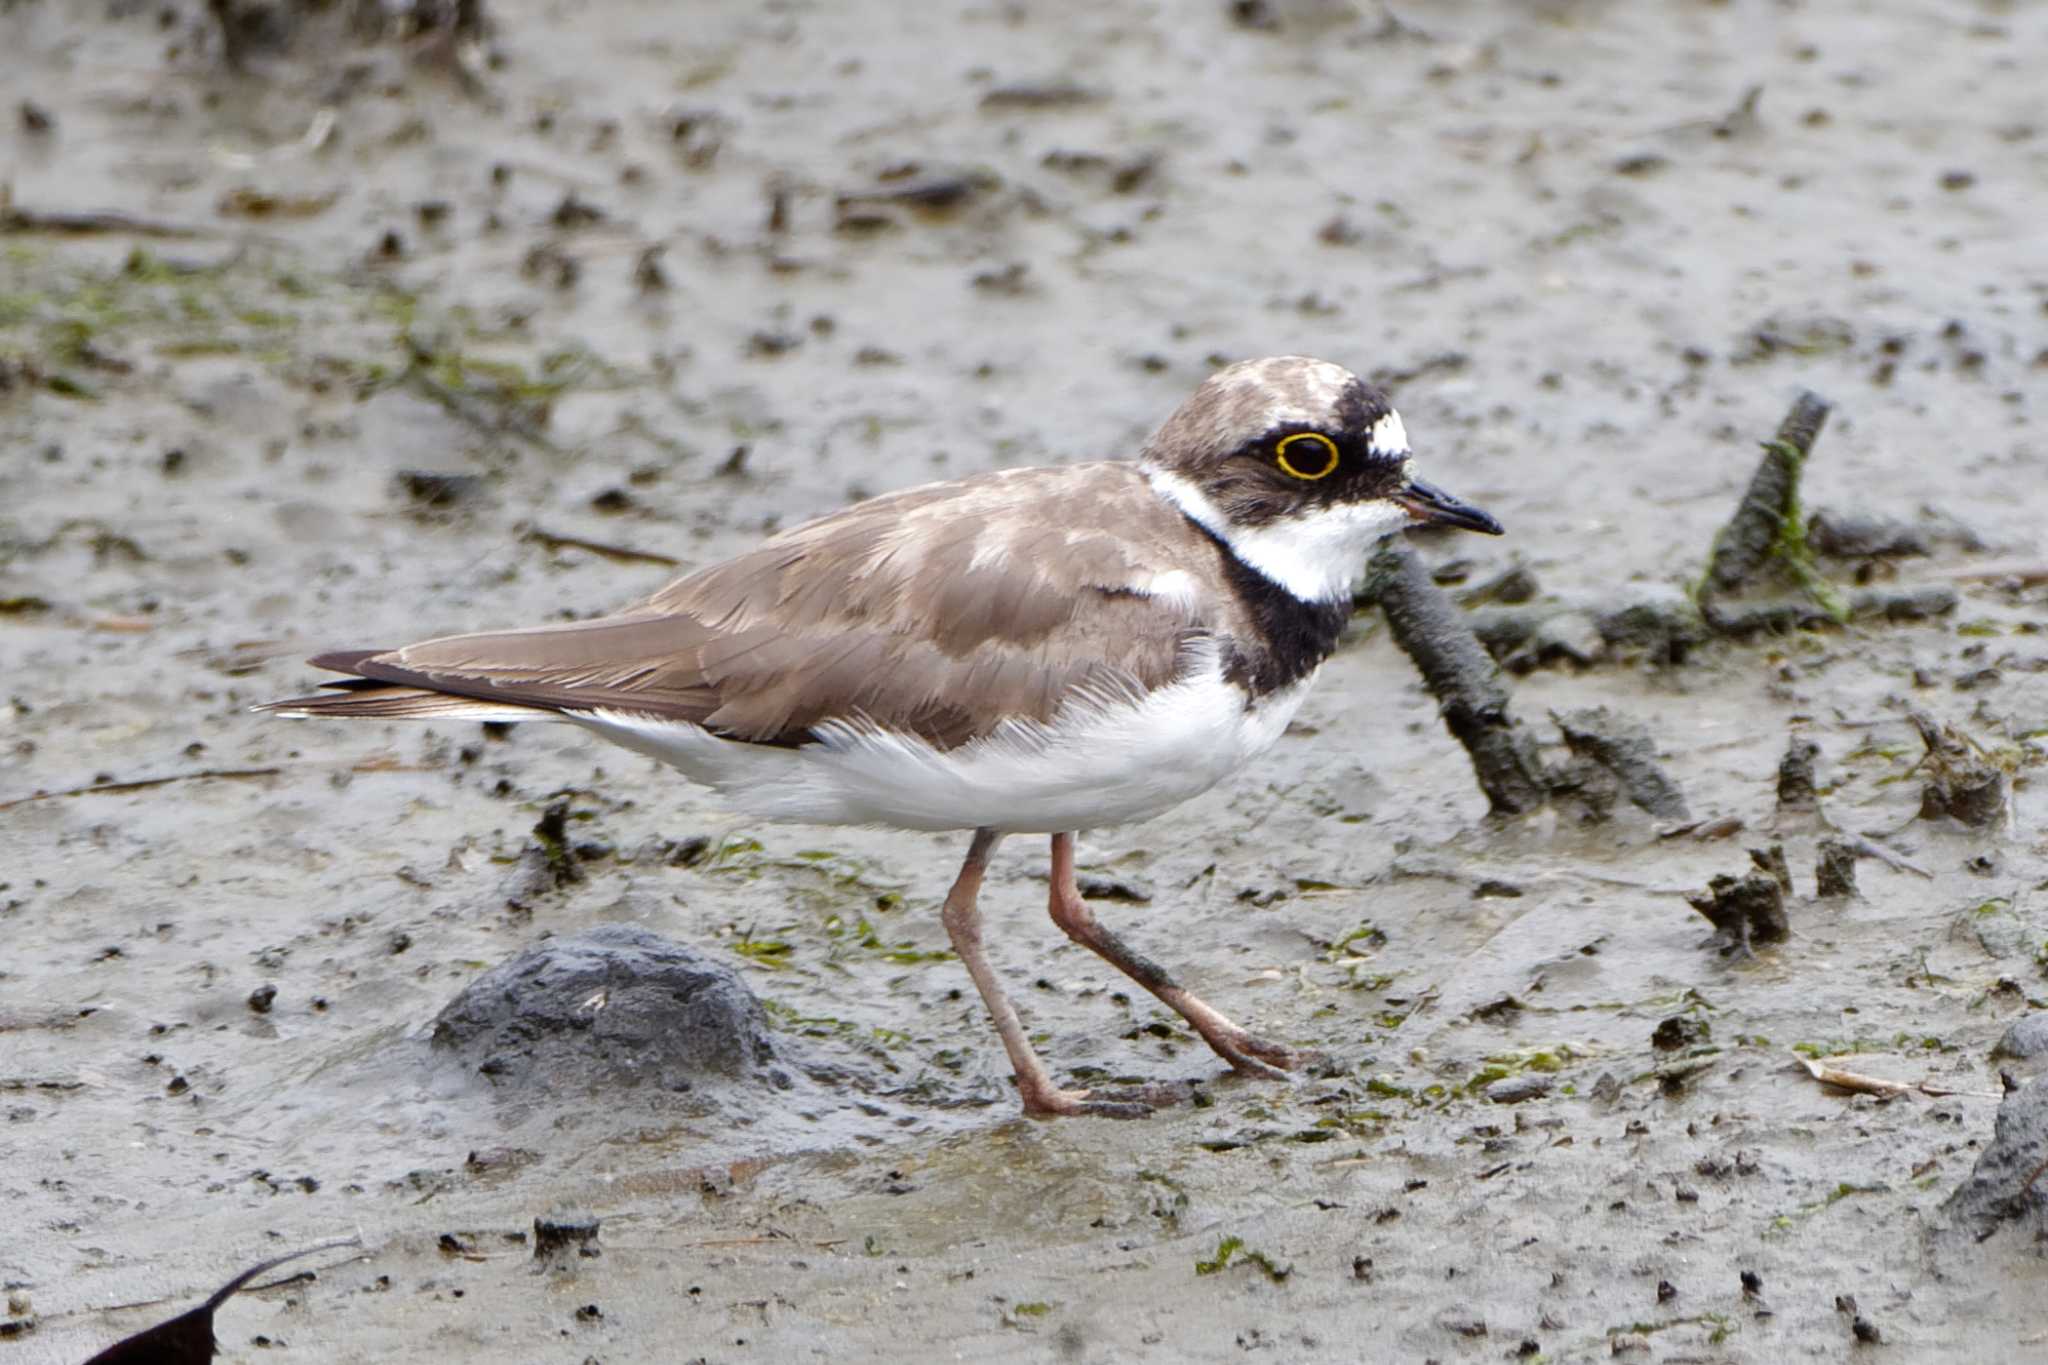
[1275,431,1340,481]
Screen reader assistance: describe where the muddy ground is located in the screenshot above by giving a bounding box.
[3,1,2046,1361]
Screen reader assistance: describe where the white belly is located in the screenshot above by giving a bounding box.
[571,654,1315,834]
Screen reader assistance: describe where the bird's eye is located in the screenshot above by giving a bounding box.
[1274,431,1340,481]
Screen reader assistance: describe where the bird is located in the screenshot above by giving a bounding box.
[262,355,1502,1119]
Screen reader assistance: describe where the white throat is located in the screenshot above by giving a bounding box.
[1143,467,1409,603]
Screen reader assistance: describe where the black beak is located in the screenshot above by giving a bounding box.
[1395,478,1503,536]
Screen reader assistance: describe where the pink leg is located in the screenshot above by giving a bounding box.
[1046,832,1300,1081]
[939,829,1149,1120]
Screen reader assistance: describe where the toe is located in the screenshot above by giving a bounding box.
[1021,1087,1154,1120]
[1225,1052,1293,1082]
[1204,1027,1304,1076]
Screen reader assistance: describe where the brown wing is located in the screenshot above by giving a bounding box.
[268,464,1240,750]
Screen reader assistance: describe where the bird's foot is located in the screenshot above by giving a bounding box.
[1202,1025,1309,1081]
[1018,1078,1193,1120]
[1020,1086,1154,1120]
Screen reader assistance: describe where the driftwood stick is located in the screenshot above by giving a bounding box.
[1363,540,1549,815]
[0,766,281,812]
[1704,390,1832,596]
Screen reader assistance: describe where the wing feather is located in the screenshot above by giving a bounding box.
[266,464,1243,750]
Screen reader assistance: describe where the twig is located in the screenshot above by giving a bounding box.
[520,526,682,568]
[0,199,212,239]
[1847,836,1931,880]
[1362,540,1549,815]
[0,766,281,812]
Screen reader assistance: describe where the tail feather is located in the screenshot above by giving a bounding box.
[259,685,563,722]
[258,649,567,722]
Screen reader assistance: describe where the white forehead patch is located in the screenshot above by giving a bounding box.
[1368,410,1410,457]
[1191,356,1360,449]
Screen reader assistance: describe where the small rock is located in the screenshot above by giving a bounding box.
[1651,1016,1708,1051]
[395,470,485,510]
[464,1146,537,1175]
[1532,611,1606,668]
[430,925,779,1094]
[1594,585,1707,664]
[1228,0,1280,31]
[1436,1310,1487,1337]
[970,262,1031,296]
[1733,313,1855,364]
[1458,564,1540,606]
[1075,874,1151,903]
[1993,1015,2048,1061]
[1945,1075,2048,1252]
[1486,1074,1554,1104]
[534,1214,602,1261]
[248,984,277,1014]
[550,194,606,228]
[1851,584,1957,622]
[1807,511,1931,559]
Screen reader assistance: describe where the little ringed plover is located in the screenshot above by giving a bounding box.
[264,354,1502,1118]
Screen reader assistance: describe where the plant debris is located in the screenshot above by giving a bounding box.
[1909,708,2009,828]
[1814,839,1859,898]
[1193,1235,1291,1282]
[1686,871,1789,953]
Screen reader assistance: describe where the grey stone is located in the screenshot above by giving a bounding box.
[430,925,779,1094]
[1486,1074,1554,1104]
[1937,1077,2048,1245]
[1594,583,1707,663]
[1993,1015,2048,1061]
[1533,611,1607,668]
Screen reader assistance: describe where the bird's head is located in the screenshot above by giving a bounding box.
[1140,355,1501,601]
